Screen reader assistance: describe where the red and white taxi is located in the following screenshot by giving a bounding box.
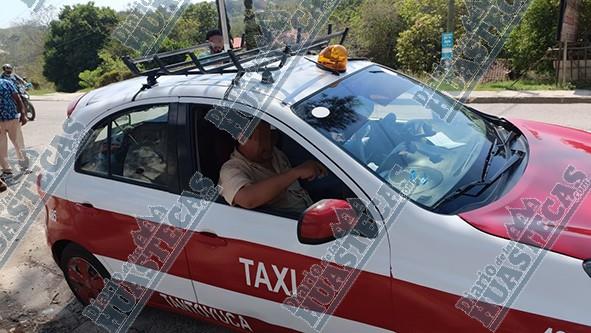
[41,37,591,333]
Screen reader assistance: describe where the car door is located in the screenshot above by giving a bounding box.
[178,102,393,333]
[65,101,197,309]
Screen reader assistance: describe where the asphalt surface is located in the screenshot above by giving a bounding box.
[472,103,591,132]
[0,100,590,332]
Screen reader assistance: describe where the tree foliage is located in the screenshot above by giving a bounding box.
[354,0,403,68]
[43,3,118,92]
[78,39,135,89]
[395,0,467,74]
[396,14,442,73]
[38,0,591,91]
[577,0,591,43]
[167,2,218,46]
[78,2,218,90]
[505,0,561,74]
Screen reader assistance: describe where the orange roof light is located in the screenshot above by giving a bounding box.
[317,45,348,73]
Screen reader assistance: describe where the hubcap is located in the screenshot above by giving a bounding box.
[66,257,105,304]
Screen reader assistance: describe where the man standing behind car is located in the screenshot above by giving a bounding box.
[0,77,28,182]
[205,29,225,55]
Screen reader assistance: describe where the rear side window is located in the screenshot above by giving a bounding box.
[76,104,173,189]
[77,123,109,176]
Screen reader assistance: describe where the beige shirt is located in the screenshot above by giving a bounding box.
[219,148,313,213]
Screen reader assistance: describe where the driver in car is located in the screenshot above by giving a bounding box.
[218,121,326,213]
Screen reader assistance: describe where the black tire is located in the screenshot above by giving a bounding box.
[25,100,35,121]
[60,243,110,306]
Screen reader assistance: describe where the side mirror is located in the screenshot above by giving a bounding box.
[298,199,360,245]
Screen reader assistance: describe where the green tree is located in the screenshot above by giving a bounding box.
[397,0,465,32]
[505,0,560,75]
[577,0,591,43]
[355,0,403,68]
[168,2,218,45]
[329,0,363,54]
[43,2,118,92]
[396,14,442,73]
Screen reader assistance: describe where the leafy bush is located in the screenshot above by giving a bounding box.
[578,0,591,43]
[78,40,134,89]
[505,0,560,75]
[395,0,466,74]
[354,0,403,68]
[396,14,442,74]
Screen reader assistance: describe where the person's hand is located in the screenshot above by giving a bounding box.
[293,161,327,181]
[20,113,27,126]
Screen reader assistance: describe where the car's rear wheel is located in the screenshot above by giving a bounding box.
[60,244,110,306]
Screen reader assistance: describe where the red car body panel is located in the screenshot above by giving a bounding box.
[45,195,591,332]
[460,119,591,260]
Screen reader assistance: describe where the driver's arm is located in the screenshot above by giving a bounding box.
[221,161,323,209]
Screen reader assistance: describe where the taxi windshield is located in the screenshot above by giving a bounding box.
[293,65,494,209]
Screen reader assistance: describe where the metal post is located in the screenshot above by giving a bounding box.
[447,0,455,33]
[585,46,588,81]
[218,0,231,51]
[555,44,561,85]
[562,41,568,86]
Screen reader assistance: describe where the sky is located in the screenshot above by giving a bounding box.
[1,0,207,28]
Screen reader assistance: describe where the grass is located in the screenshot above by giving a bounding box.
[28,87,57,96]
[411,73,579,92]
[28,87,94,95]
[433,79,575,92]
[474,80,567,91]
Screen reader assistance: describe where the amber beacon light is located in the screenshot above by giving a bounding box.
[317,45,349,73]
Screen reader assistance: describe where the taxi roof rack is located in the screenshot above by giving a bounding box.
[123,25,349,89]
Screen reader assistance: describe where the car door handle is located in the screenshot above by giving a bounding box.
[195,232,227,247]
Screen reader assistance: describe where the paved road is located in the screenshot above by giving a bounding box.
[471,103,591,132]
[1,100,590,332]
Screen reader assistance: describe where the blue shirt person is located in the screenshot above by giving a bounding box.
[0,77,27,177]
[0,79,22,121]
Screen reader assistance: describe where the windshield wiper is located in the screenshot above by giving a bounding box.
[433,149,525,210]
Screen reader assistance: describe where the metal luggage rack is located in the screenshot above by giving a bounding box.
[122,25,349,89]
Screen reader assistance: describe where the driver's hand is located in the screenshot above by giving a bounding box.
[294,161,327,181]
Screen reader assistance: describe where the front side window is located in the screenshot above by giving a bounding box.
[293,65,505,210]
[77,105,171,188]
[192,105,357,211]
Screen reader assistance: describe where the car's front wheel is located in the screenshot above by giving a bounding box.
[60,244,109,306]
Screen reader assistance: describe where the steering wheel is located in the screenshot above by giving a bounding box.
[375,143,408,175]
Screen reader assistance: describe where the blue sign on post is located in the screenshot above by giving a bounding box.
[441,32,454,61]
